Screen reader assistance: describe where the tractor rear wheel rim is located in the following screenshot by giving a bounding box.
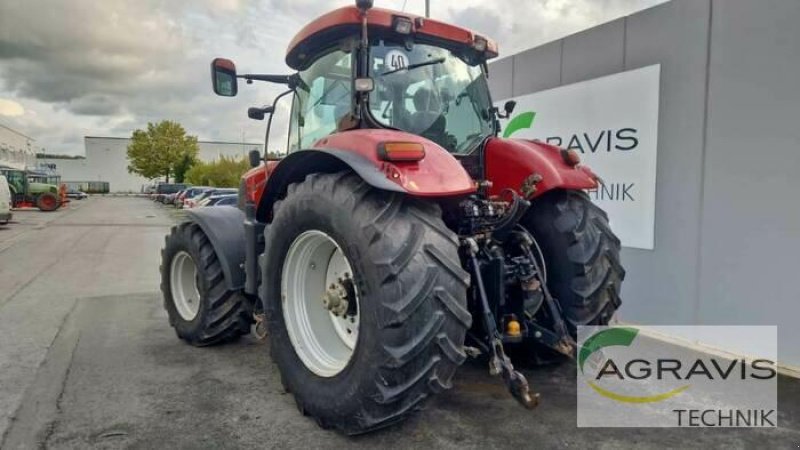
[282,230,360,377]
[171,251,201,321]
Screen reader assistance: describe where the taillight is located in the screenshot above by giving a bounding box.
[378,142,425,162]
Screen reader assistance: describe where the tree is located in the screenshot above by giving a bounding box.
[126,120,199,183]
[185,155,250,188]
[173,154,195,184]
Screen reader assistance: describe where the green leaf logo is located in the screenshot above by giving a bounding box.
[578,327,639,373]
[502,111,536,138]
[579,327,690,403]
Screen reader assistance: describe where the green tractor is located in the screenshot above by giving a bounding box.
[0,167,65,212]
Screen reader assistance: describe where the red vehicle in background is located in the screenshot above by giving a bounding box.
[160,0,623,435]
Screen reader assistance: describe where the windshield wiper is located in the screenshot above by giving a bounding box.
[381,57,445,76]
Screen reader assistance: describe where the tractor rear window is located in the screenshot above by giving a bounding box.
[369,40,495,154]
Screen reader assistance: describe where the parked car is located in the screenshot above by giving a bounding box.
[170,189,185,207]
[198,194,238,207]
[0,175,12,225]
[153,183,190,203]
[66,188,88,200]
[164,192,178,204]
[174,187,210,208]
[184,188,236,208]
[210,195,238,207]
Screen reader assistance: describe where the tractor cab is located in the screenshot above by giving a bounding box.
[212,2,502,157]
[283,5,499,155]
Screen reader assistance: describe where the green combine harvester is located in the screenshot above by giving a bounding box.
[0,166,66,211]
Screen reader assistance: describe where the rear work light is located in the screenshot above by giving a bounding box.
[378,142,426,162]
[392,16,413,35]
[473,35,488,52]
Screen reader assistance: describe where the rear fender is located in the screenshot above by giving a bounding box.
[255,129,476,221]
[484,137,599,198]
[186,207,246,291]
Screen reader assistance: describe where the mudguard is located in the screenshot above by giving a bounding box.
[186,207,246,291]
[254,129,476,221]
[483,137,599,198]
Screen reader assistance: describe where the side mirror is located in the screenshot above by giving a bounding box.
[211,58,238,96]
[503,100,516,116]
[248,149,262,168]
[247,105,275,121]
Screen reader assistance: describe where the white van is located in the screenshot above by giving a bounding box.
[0,174,12,225]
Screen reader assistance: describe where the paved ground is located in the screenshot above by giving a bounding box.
[0,197,798,449]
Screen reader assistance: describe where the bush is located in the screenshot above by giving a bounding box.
[185,156,250,188]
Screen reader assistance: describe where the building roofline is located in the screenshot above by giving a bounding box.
[0,123,35,141]
[84,136,263,146]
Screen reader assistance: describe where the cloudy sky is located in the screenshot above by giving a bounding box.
[0,0,664,156]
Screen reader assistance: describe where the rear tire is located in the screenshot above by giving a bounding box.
[160,222,252,346]
[36,192,60,211]
[263,172,471,434]
[523,190,624,335]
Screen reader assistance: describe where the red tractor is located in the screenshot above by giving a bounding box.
[161,0,623,434]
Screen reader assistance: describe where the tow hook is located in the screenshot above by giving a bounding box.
[463,237,540,409]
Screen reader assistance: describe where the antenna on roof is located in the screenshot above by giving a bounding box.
[355,0,373,12]
[425,0,430,17]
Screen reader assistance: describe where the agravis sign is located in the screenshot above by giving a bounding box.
[497,64,661,250]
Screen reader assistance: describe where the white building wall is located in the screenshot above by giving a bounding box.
[38,137,263,192]
[0,124,37,170]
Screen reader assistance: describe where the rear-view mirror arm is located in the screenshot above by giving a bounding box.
[238,74,291,85]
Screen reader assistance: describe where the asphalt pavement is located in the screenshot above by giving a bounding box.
[0,197,798,449]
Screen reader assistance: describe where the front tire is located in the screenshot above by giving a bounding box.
[160,222,252,346]
[523,190,625,335]
[263,172,471,434]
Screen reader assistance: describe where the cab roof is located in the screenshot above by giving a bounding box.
[285,6,499,70]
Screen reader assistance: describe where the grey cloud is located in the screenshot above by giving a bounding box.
[66,94,122,116]
[444,0,665,55]
[0,0,190,108]
[0,0,664,155]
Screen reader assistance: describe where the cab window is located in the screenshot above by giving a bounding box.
[288,50,353,152]
[5,171,25,193]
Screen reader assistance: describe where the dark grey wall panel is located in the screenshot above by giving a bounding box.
[699,0,800,363]
[618,0,711,324]
[561,18,625,85]
[486,56,513,102]
[511,41,562,96]
[488,0,800,365]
